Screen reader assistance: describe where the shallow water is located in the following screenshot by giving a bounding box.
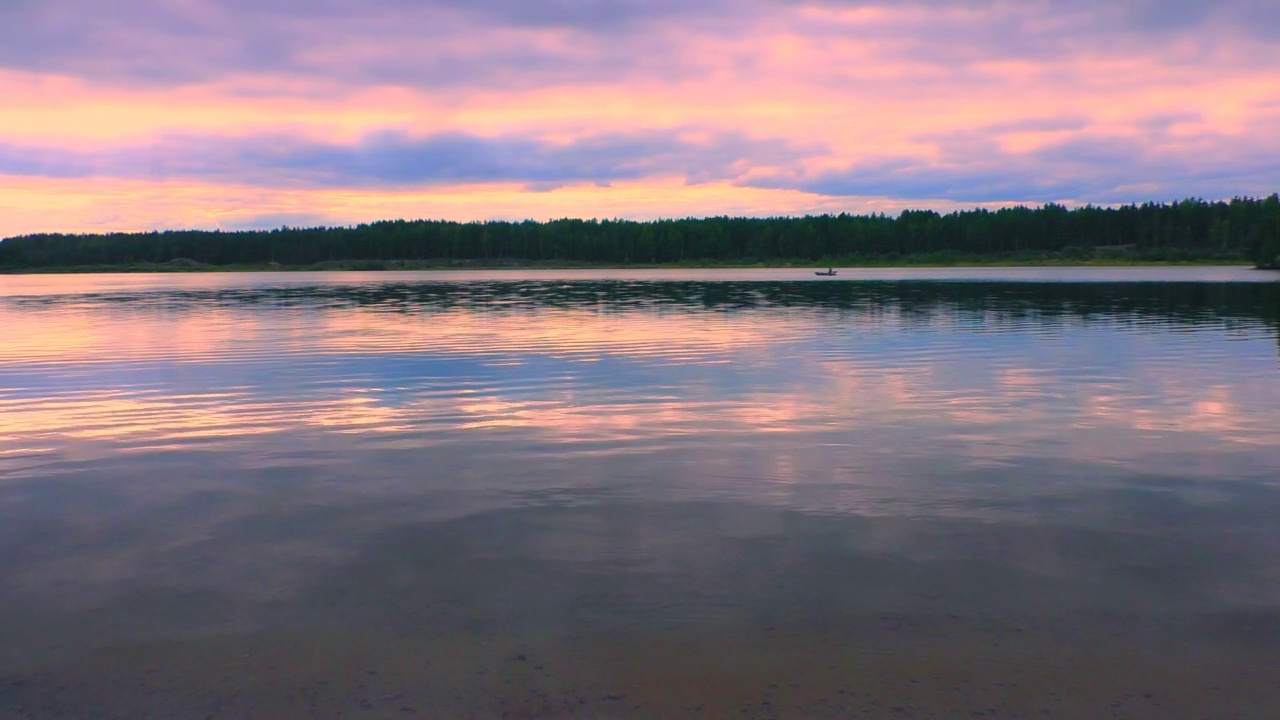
[2,268,1279,718]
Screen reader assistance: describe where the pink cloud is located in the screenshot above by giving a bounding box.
[0,1,1277,235]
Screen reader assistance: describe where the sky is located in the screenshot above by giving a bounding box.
[1,0,1279,237]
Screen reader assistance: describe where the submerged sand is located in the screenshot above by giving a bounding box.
[3,618,1277,719]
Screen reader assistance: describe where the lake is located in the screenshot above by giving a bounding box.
[1,267,1278,719]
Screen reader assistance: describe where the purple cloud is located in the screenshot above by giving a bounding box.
[0,0,746,86]
[746,115,1280,203]
[0,129,818,189]
[800,0,1280,36]
[2,0,1276,88]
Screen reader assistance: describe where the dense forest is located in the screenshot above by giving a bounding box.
[3,196,1279,270]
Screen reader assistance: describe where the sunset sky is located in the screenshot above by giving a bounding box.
[2,0,1279,238]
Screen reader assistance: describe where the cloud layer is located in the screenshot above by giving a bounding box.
[0,0,1278,235]
[0,130,810,189]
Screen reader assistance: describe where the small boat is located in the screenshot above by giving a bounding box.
[814,268,837,276]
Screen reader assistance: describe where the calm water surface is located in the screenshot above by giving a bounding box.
[1,268,1279,719]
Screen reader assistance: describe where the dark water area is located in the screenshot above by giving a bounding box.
[1,268,1278,719]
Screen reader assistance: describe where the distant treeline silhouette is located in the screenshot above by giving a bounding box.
[3,196,1279,269]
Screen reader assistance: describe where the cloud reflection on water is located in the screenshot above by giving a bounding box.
[2,276,1277,466]
[1,274,1278,667]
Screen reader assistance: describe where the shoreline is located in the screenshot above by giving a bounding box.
[0,259,1264,274]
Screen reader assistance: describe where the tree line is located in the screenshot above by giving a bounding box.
[3,196,1279,269]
